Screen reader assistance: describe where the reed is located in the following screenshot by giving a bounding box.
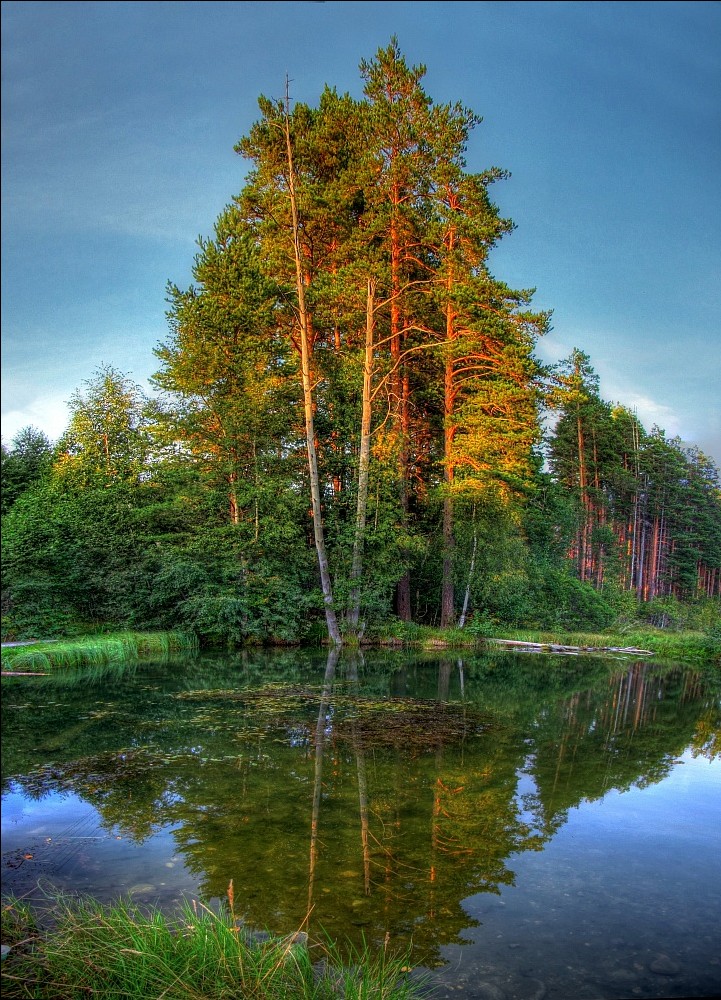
[1,894,422,1000]
[1,631,198,673]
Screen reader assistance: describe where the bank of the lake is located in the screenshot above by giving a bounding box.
[1,894,420,1000]
[2,623,720,672]
[1,631,198,674]
[400,624,721,663]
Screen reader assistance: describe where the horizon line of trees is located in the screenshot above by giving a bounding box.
[2,40,719,644]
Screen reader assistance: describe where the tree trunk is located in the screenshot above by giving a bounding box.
[458,510,477,628]
[389,191,413,621]
[576,412,588,581]
[636,481,647,601]
[440,262,456,628]
[284,94,342,645]
[347,279,375,633]
[440,489,455,628]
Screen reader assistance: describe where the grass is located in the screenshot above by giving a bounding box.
[372,620,720,663]
[1,892,423,1000]
[1,631,198,673]
[373,622,479,649]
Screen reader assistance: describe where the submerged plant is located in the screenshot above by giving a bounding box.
[174,684,492,752]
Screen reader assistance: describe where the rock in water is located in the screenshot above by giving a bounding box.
[469,983,507,1000]
[515,978,547,1000]
[649,954,680,976]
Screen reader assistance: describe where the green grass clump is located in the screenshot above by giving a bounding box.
[374,621,480,649]
[1,894,423,1000]
[1,631,198,673]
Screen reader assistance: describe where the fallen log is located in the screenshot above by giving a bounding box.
[1,670,50,676]
[487,638,654,655]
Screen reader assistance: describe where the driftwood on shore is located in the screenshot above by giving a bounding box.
[488,638,654,656]
[1,670,50,676]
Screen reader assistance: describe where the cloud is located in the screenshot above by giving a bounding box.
[1,393,71,446]
[605,389,683,438]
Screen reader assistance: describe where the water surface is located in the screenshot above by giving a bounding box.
[2,649,719,998]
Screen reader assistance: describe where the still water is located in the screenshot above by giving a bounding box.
[2,649,720,999]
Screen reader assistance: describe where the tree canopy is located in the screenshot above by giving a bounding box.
[2,40,719,644]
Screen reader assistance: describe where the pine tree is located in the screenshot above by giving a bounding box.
[154,206,297,527]
[1,427,53,515]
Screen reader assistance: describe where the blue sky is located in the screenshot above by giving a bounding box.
[2,0,720,464]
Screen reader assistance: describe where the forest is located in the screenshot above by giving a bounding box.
[2,41,720,647]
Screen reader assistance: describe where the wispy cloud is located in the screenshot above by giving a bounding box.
[1,393,71,446]
[608,390,684,439]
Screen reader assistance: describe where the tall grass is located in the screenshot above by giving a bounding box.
[1,631,198,673]
[1,894,422,1000]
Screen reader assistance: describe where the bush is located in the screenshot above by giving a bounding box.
[465,611,499,638]
[527,567,615,630]
[638,596,690,630]
[479,570,534,627]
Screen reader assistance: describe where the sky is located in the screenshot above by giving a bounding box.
[2,0,720,465]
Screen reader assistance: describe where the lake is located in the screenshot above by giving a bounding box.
[2,648,719,999]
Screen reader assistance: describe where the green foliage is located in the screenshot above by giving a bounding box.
[2,479,151,637]
[528,567,615,630]
[704,618,721,660]
[465,611,501,638]
[54,365,152,487]
[546,353,721,603]
[637,595,692,630]
[180,578,312,647]
[522,471,580,566]
[1,455,321,644]
[480,569,535,627]
[0,426,53,515]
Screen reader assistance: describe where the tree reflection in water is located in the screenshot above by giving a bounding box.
[1,652,718,968]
